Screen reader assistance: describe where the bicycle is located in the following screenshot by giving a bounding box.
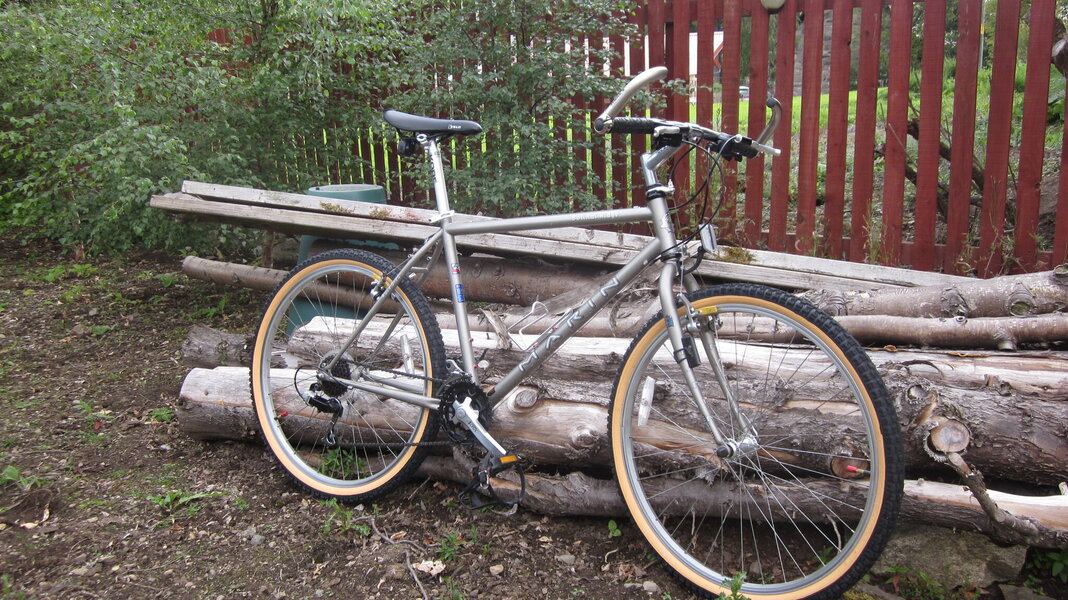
[249,67,904,600]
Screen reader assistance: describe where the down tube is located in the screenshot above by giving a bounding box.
[487,241,666,403]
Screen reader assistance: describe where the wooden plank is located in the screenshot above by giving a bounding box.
[823,0,853,259]
[648,0,667,107]
[695,0,718,236]
[178,181,956,285]
[944,0,982,274]
[609,31,629,213]
[743,2,770,247]
[357,134,376,198]
[768,1,797,252]
[737,247,972,288]
[161,185,973,289]
[1013,0,1056,272]
[849,0,881,264]
[630,3,653,223]
[976,0,1021,276]
[1058,101,1068,266]
[912,0,947,272]
[668,0,691,228]
[795,0,825,255]
[695,1,716,126]
[881,0,913,266]
[569,35,590,214]
[719,0,742,236]
[371,127,389,202]
[180,180,662,253]
[153,192,643,267]
[589,47,608,213]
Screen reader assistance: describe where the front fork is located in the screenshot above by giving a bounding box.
[657,261,758,458]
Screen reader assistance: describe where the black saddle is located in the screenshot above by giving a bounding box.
[383,110,482,136]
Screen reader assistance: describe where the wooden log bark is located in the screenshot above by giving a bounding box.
[180,256,656,339]
[183,321,1068,403]
[801,265,1068,318]
[184,255,1068,350]
[182,323,1068,480]
[838,313,1068,351]
[182,253,616,308]
[173,367,1068,548]
[181,324,252,368]
[306,242,618,308]
[416,455,1068,549]
[178,352,1068,487]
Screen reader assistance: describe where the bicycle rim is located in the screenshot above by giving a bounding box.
[610,284,901,600]
[251,249,445,501]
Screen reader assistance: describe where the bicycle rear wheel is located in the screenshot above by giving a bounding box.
[609,283,903,600]
[250,249,446,503]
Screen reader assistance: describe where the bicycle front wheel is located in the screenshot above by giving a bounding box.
[609,283,903,600]
[250,249,446,503]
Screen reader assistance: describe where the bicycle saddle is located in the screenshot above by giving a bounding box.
[383,110,482,136]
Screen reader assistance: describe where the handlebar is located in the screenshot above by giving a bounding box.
[592,67,782,158]
[593,66,668,134]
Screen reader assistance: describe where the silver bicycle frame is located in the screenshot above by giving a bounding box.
[330,131,729,445]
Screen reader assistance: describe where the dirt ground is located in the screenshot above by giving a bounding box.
[0,229,1063,600]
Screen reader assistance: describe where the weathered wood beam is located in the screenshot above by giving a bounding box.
[155,181,974,291]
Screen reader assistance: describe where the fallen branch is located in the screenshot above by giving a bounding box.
[941,451,1068,548]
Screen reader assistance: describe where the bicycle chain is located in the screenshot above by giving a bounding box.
[322,364,520,508]
[322,362,485,453]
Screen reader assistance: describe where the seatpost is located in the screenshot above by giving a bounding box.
[422,135,453,215]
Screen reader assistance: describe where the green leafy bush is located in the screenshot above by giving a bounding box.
[387,0,635,216]
[1,0,633,254]
[0,0,399,255]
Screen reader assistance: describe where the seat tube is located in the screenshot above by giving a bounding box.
[424,137,479,379]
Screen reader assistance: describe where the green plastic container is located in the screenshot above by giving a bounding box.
[299,184,391,261]
[290,184,390,332]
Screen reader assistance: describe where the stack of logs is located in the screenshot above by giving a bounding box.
[177,255,1068,549]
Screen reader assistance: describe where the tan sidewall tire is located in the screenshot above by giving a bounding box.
[610,293,891,600]
[251,255,437,498]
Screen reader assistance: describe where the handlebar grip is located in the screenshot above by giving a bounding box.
[606,117,661,135]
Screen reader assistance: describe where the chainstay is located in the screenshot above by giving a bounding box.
[341,438,472,449]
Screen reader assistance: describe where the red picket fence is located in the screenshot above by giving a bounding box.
[362,1,1065,276]
[622,0,1067,275]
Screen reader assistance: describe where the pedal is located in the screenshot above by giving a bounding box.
[486,454,522,476]
[459,454,526,510]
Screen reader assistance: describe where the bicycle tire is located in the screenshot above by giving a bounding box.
[250,248,446,503]
[609,283,903,600]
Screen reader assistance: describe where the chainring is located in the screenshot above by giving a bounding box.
[437,375,491,444]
